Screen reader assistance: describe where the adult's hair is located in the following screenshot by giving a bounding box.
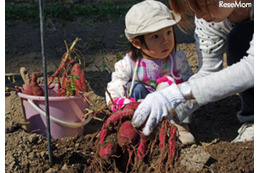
[169,0,196,32]
[129,26,177,61]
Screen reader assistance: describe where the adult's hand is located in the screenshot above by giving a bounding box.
[132,83,186,136]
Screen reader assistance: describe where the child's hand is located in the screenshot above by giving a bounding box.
[111,97,136,112]
[156,76,174,90]
[156,75,182,90]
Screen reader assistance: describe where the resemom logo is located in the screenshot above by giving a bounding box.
[219,1,252,8]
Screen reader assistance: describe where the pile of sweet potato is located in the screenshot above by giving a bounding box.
[21,38,89,97]
[89,102,178,172]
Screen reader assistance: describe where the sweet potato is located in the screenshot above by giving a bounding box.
[159,120,167,148]
[99,133,118,159]
[167,124,177,164]
[137,134,147,159]
[22,72,44,96]
[99,143,118,160]
[117,121,139,148]
[30,73,44,96]
[22,84,33,95]
[48,38,79,86]
[56,82,66,97]
[99,102,139,144]
[71,63,88,95]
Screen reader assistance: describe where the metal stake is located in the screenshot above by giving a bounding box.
[39,0,53,165]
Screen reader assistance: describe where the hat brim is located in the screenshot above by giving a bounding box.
[125,13,181,40]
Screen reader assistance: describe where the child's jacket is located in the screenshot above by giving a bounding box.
[105,50,193,104]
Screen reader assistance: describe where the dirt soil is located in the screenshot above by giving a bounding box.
[5,3,254,173]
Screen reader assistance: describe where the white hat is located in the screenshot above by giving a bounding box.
[125,0,181,40]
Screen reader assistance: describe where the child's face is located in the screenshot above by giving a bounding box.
[133,26,175,60]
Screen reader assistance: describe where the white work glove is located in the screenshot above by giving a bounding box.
[132,83,186,136]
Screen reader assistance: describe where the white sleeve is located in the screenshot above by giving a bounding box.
[105,54,132,105]
[190,36,254,105]
[190,17,233,80]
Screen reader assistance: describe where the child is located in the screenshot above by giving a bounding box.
[105,0,194,144]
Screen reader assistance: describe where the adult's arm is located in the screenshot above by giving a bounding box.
[191,17,234,78]
[190,35,254,105]
[174,17,238,122]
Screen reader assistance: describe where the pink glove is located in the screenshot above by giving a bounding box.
[156,76,174,90]
[112,97,136,112]
[156,75,182,91]
[173,73,182,84]
[157,76,174,86]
